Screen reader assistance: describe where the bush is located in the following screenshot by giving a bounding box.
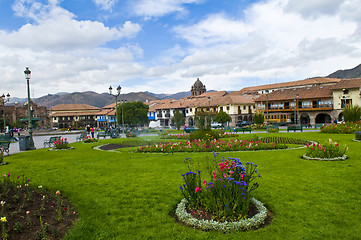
[254,112,265,125]
[53,138,69,149]
[355,131,361,140]
[188,130,220,142]
[180,154,261,222]
[343,105,361,123]
[320,122,361,134]
[83,136,98,143]
[305,139,347,159]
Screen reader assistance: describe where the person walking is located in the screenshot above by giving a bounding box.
[91,127,95,138]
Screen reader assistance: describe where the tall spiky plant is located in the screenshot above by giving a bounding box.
[342,105,361,123]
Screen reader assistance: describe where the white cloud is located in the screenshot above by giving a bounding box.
[166,0,360,91]
[130,0,203,18]
[93,0,117,11]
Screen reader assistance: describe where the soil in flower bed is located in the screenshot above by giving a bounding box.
[0,186,77,239]
[173,202,273,231]
[99,144,134,150]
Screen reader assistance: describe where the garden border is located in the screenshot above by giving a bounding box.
[175,197,267,232]
[49,147,75,151]
[302,154,347,161]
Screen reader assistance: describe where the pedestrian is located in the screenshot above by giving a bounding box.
[86,125,90,135]
[91,127,95,138]
[184,124,187,133]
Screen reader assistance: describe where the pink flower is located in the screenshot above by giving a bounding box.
[194,186,202,193]
[203,179,207,187]
[212,171,216,179]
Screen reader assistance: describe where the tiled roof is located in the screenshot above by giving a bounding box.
[255,85,333,102]
[51,112,100,117]
[50,104,100,111]
[239,77,340,94]
[330,78,361,90]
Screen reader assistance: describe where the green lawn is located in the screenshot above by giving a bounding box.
[2,132,361,239]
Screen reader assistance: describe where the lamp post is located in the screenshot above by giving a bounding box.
[109,85,121,128]
[296,93,299,125]
[121,99,127,134]
[24,67,35,150]
[265,90,269,125]
[1,93,10,132]
[208,96,211,112]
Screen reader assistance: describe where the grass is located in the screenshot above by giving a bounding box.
[1,132,361,239]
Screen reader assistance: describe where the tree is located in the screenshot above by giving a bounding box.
[342,105,361,123]
[195,112,212,130]
[117,101,149,127]
[172,110,185,130]
[214,110,231,127]
[254,112,265,125]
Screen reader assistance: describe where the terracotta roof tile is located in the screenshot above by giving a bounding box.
[255,85,333,102]
[240,77,340,94]
[330,78,361,90]
[50,104,100,111]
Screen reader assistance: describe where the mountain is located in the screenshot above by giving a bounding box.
[145,91,191,100]
[327,64,361,79]
[33,91,159,109]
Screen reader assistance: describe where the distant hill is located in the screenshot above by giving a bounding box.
[145,91,191,100]
[33,91,159,108]
[327,64,361,79]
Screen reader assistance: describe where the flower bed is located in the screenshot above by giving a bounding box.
[303,139,347,161]
[83,136,98,143]
[176,154,267,231]
[320,122,361,134]
[0,173,77,239]
[355,131,361,141]
[53,138,70,149]
[175,197,267,232]
[138,139,286,152]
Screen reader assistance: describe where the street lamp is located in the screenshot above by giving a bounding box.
[121,99,127,134]
[24,67,35,150]
[109,85,121,128]
[296,93,299,125]
[208,96,211,112]
[265,90,269,125]
[1,93,10,132]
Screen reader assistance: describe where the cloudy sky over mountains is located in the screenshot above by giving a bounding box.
[1,0,361,98]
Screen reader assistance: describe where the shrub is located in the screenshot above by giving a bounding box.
[320,122,361,134]
[0,148,3,164]
[126,131,137,138]
[343,105,361,123]
[254,112,264,125]
[83,136,98,143]
[305,139,347,159]
[267,127,279,133]
[355,131,361,140]
[180,154,261,222]
[53,138,69,149]
[250,123,267,130]
[188,130,220,142]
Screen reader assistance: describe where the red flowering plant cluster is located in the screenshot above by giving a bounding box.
[53,138,69,149]
[305,139,347,159]
[138,139,286,153]
[83,136,98,143]
[179,153,261,222]
[320,122,361,134]
[0,149,3,164]
[161,133,189,139]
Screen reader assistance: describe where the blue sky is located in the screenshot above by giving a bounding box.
[1,0,361,98]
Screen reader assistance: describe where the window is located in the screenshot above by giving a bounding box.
[243,106,246,110]
[343,89,349,94]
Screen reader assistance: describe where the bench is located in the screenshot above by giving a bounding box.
[185,128,198,133]
[97,131,111,139]
[43,136,61,148]
[287,126,303,132]
[236,127,252,133]
[0,141,11,156]
[76,132,87,141]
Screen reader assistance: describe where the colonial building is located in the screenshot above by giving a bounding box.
[49,104,100,129]
[1,101,49,129]
[191,78,206,96]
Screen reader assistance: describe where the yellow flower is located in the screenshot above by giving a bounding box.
[0,217,7,222]
[55,190,61,195]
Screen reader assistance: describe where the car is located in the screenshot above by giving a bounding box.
[211,122,222,128]
[236,121,251,127]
